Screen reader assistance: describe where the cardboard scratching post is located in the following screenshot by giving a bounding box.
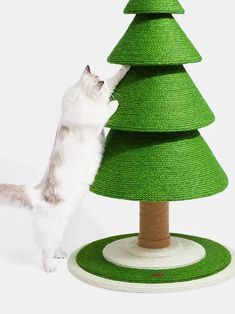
[68,0,235,292]
[139,202,170,249]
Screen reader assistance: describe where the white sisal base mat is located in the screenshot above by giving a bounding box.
[68,247,235,293]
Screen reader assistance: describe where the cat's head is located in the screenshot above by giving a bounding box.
[61,66,115,128]
[78,65,106,100]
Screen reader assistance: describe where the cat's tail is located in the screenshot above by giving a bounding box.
[0,184,33,209]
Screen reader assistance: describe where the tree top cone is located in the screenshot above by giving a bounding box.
[124,0,184,15]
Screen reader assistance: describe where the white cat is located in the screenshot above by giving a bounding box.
[0,65,130,272]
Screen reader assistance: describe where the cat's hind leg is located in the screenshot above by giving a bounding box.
[32,208,68,273]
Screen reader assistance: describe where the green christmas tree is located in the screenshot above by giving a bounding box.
[91,0,228,205]
[68,1,234,292]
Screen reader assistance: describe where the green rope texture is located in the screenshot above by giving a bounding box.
[107,66,215,132]
[91,130,228,201]
[108,14,202,66]
[124,0,184,15]
[76,233,232,284]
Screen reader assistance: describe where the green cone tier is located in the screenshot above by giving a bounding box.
[90,130,228,201]
[107,66,215,132]
[124,0,184,14]
[108,14,201,66]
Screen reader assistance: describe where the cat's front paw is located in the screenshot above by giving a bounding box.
[108,100,119,118]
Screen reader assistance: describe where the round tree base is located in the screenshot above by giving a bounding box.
[68,233,235,293]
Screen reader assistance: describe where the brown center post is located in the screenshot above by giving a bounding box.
[138,201,170,249]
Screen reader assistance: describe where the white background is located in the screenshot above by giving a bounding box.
[0,0,234,313]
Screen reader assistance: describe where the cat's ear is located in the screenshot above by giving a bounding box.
[96,81,104,92]
[83,65,91,75]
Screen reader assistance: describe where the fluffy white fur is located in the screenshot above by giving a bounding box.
[0,65,130,272]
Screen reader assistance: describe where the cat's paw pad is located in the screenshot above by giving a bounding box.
[54,249,67,259]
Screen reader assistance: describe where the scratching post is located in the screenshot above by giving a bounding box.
[68,0,235,293]
[138,202,170,249]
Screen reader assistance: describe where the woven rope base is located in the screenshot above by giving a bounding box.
[68,233,235,293]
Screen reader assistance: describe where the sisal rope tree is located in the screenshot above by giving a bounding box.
[90,0,228,249]
[69,0,235,292]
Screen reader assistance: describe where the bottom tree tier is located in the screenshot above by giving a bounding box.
[68,233,235,293]
[90,130,228,201]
